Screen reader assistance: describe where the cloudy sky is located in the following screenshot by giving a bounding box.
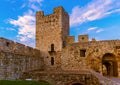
[0,0,120,47]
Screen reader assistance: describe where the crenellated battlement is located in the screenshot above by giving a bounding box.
[78,34,88,42]
[66,34,89,44]
[54,6,66,14]
[66,34,120,46]
[36,11,44,17]
[36,6,68,27]
[36,6,66,17]
[66,36,75,44]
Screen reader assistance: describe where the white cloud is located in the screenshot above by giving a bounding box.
[28,0,43,11]
[9,14,35,42]
[105,8,120,15]
[70,0,120,27]
[96,29,104,33]
[29,0,43,3]
[87,27,104,33]
[20,3,26,9]
[88,27,97,31]
[9,0,43,47]
[6,28,16,31]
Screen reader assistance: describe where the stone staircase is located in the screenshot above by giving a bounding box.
[90,70,120,85]
[109,77,120,84]
[19,69,120,85]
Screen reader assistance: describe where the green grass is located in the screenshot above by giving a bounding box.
[0,80,52,85]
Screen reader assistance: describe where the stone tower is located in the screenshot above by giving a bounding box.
[36,6,69,52]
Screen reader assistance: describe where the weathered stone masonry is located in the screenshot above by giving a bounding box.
[36,6,120,78]
[35,6,120,84]
[62,37,120,77]
[0,37,44,80]
[36,6,69,71]
[1,6,120,85]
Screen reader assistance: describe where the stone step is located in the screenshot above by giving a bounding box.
[90,70,120,85]
[108,77,120,84]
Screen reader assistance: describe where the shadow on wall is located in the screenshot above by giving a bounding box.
[72,83,84,85]
[66,81,85,85]
[102,53,118,77]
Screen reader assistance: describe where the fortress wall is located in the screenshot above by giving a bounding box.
[0,37,15,53]
[0,37,43,80]
[62,39,120,73]
[78,34,88,42]
[14,42,26,54]
[66,36,75,44]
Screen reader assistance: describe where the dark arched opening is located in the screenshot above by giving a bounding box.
[51,44,54,51]
[72,83,83,85]
[102,53,118,77]
[51,57,54,65]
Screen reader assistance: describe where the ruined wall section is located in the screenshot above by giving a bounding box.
[0,37,44,80]
[61,40,120,76]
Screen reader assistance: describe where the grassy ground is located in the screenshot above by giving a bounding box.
[0,80,52,85]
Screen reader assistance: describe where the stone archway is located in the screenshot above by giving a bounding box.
[66,81,85,85]
[102,53,118,77]
[72,83,83,85]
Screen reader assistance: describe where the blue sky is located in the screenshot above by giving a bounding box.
[0,0,120,47]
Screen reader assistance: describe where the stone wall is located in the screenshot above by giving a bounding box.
[1,6,120,84]
[35,6,120,78]
[20,71,101,85]
[78,34,88,42]
[62,38,120,77]
[0,37,44,80]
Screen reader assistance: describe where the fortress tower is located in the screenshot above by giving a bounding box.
[36,6,69,52]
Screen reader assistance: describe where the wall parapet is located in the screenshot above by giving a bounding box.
[0,37,44,80]
[66,34,89,44]
[66,35,120,46]
[0,37,41,57]
[66,36,75,44]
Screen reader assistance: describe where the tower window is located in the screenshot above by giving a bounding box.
[80,49,86,57]
[62,41,65,48]
[6,42,10,47]
[51,44,54,51]
[51,57,54,65]
[82,37,84,40]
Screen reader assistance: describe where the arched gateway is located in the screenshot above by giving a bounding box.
[72,83,84,85]
[102,53,118,77]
